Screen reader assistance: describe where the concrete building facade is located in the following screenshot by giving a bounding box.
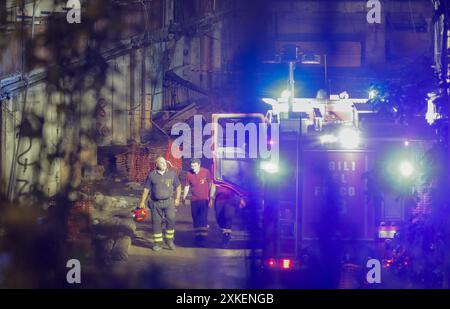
[0,0,437,202]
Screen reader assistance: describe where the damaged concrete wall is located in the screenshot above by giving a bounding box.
[0,38,176,199]
[0,37,171,197]
[97,55,130,146]
[98,0,258,160]
[148,42,167,113]
[95,43,169,146]
[268,0,433,68]
[0,0,255,200]
[0,84,82,200]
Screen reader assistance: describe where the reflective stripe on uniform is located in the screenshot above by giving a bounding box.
[165,229,175,239]
[222,228,232,234]
[194,226,208,236]
[153,233,163,242]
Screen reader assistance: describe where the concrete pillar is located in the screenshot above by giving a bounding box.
[163,0,174,27]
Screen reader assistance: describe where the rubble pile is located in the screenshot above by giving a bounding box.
[91,192,140,263]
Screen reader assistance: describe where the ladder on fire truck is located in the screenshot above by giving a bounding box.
[265,117,303,263]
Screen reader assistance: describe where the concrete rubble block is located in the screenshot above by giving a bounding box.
[117,198,129,208]
[93,192,105,204]
[93,216,137,238]
[94,193,132,210]
[94,235,115,260]
[92,192,111,211]
[125,182,143,191]
[68,190,89,202]
[124,196,140,205]
[110,236,132,261]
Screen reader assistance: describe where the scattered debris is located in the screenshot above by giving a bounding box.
[125,182,143,191]
[110,236,132,261]
[92,216,136,263]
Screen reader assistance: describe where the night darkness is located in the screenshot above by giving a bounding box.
[0,0,449,296]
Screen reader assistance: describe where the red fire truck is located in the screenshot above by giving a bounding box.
[211,94,434,274]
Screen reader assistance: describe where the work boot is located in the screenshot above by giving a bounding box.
[166,239,176,250]
[152,243,163,251]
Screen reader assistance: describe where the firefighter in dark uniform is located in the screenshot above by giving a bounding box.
[139,157,181,251]
[214,185,246,246]
[183,159,215,246]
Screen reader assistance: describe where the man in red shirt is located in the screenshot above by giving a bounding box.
[183,159,215,246]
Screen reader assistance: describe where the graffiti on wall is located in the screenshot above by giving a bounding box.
[95,98,111,145]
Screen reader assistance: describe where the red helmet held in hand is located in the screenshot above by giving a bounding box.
[132,208,148,222]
